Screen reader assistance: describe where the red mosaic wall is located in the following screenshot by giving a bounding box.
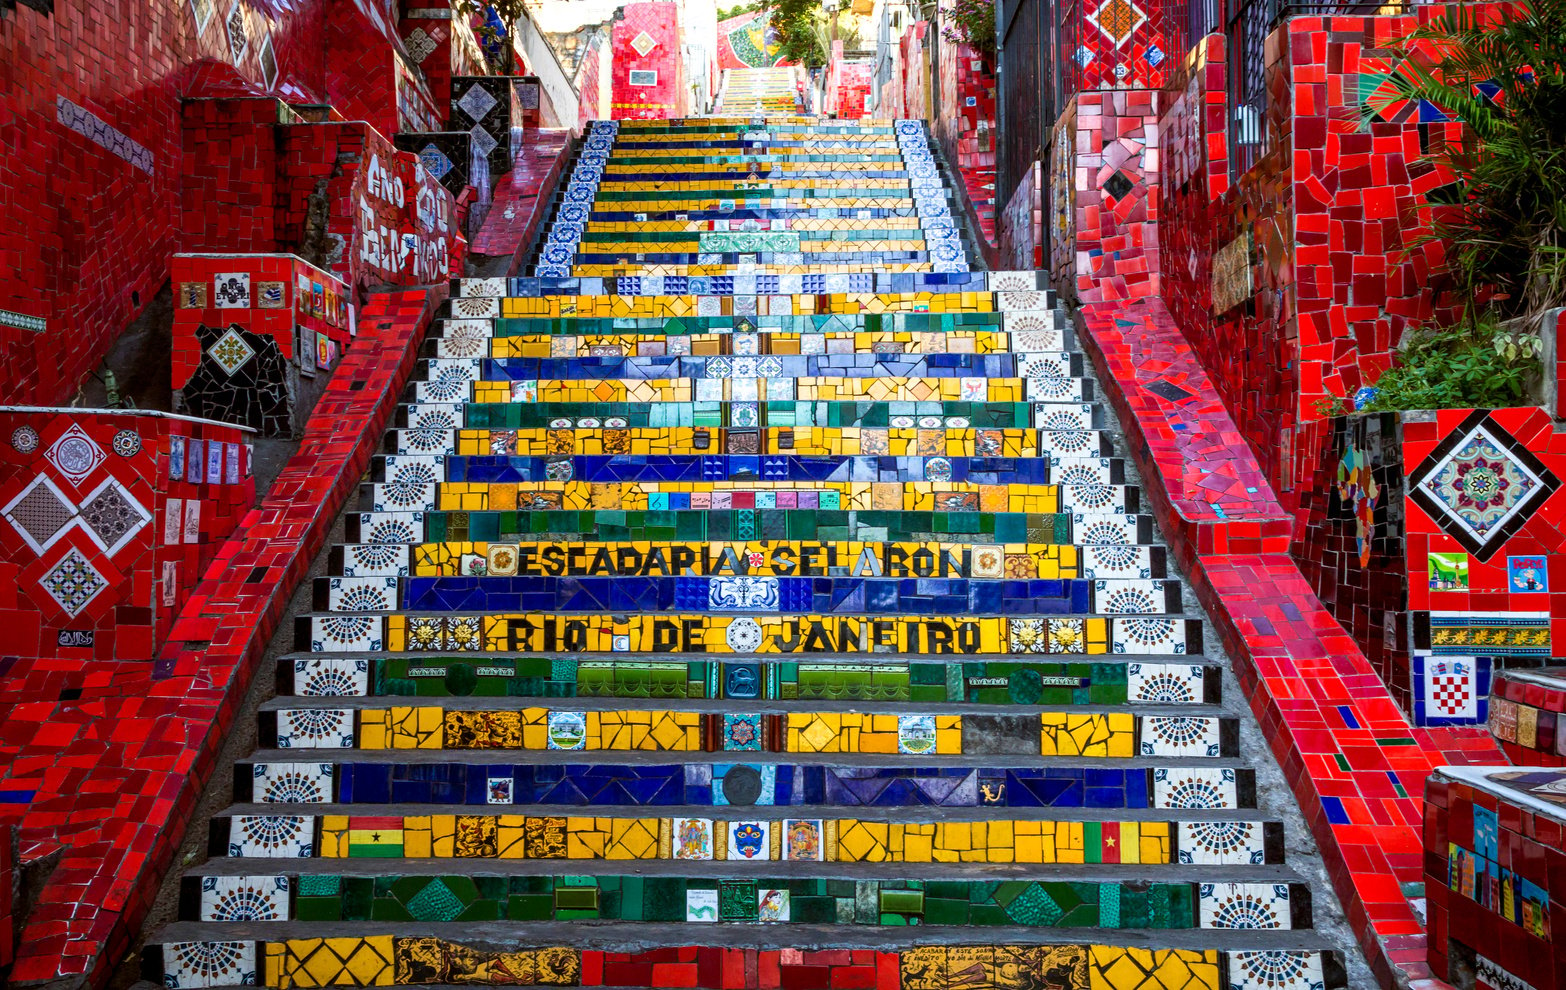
[1290,412,1414,709]
[611,1,684,120]
[1157,36,1228,343]
[0,0,323,407]
[322,0,442,138]
[825,55,873,119]
[0,409,254,664]
[1424,771,1566,989]
[1058,89,1162,304]
[880,22,930,121]
[1157,16,1465,507]
[0,0,455,409]
[0,826,13,972]
[934,22,996,245]
[169,254,351,391]
[0,287,443,986]
[1489,673,1566,766]
[1068,0,1178,92]
[576,30,607,127]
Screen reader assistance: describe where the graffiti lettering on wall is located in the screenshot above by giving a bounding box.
[406,162,451,283]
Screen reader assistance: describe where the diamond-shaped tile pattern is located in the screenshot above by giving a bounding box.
[39,547,108,616]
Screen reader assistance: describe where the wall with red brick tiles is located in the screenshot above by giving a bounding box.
[933,27,996,246]
[0,0,449,409]
[1052,89,1162,306]
[611,1,684,120]
[1157,16,1467,508]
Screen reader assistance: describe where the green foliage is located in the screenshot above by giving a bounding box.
[1332,312,1542,413]
[942,0,996,59]
[718,2,763,20]
[1371,0,1566,329]
[758,0,830,68]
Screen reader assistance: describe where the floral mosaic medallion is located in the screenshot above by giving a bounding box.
[1409,412,1559,560]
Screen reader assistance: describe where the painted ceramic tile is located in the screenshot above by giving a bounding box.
[673,817,714,860]
[1152,768,1239,810]
[226,815,315,858]
[198,875,290,922]
[250,763,334,804]
[161,941,258,988]
[1140,716,1222,757]
[1126,663,1205,704]
[291,659,370,697]
[274,709,354,748]
[1198,882,1292,929]
[726,819,771,861]
[1422,657,1480,721]
[686,888,718,921]
[546,711,587,750]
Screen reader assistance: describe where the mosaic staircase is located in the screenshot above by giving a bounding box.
[715,67,802,116]
[141,118,1346,990]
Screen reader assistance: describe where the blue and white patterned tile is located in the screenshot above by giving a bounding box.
[1126,663,1206,704]
[250,763,334,804]
[198,875,291,922]
[308,614,383,652]
[290,659,370,697]
[275,709,355,748]
[1199,882,1294,929]
[226,815,316,858]
[1153,767,1239,809]
[159,941,258,988]
[1177,821,1267,865]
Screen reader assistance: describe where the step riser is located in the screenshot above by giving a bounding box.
[226,764,1260,811]
[277,658,1218,706]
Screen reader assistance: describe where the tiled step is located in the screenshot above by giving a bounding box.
[176,871,1308,930]
[295,612,1205,658]
[395,399,1091,429]
[314,575,1185,617]
[277,657,1219,705]
[371,454,1125,486]
[246,704,1236,758]
[384,425,1113,458]
[431,311,1065,335]
[228,761,1262,811]
[415,351,1082,380]
[142,933,1347,990]
[424,329,1070,358]
[419,376,1088,405]
[354,480,1138,513]
[332,539,1164,584]
[455,271,1053,299]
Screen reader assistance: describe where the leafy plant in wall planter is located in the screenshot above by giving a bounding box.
[941,0,996,62]
[1349,0,1566,410]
